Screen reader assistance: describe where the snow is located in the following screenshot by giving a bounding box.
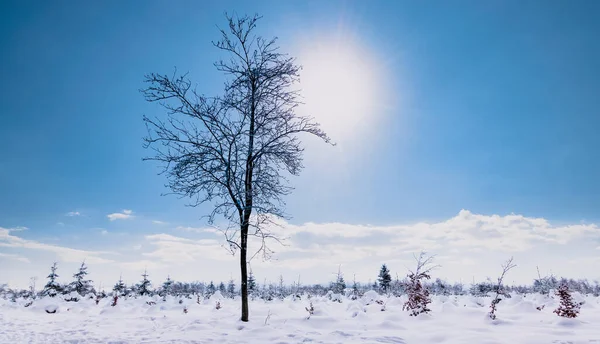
[1,293,599,343]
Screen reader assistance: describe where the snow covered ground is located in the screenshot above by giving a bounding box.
[1,291,599,343]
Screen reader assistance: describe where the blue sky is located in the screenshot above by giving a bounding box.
[1,1,599,288]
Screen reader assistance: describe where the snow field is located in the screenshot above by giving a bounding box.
[0,292,599,343]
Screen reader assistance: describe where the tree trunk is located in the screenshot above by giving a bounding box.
[240,224,249,322]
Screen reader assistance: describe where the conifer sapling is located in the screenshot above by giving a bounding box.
[554,283,581,318]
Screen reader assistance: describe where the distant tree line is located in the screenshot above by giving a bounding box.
[1,261,599,303]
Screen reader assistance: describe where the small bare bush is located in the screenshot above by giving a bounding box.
[305,301,314,319]
[489,257,516,320]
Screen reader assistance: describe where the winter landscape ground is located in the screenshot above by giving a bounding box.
[1,290,599,344]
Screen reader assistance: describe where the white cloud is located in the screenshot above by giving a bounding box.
[134,210,600,276]
[3,211,599,288]
[222,210,599,272]
[0,227,115,264]
[66,211,81,217]
[100,230,108,235]
[107,209,134,221]
[175,226,217,234]
[152,220,168,225]
[143,233,231,263]
[0,252,30,263]
[119,259,164,272]
[5,226,28,232]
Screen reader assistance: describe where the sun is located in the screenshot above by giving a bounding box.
[296,33,387,145]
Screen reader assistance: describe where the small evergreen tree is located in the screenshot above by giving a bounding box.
[351,274,359,300]
[218,282,226,295]
[70,261,95,296]
[554,283,581,318]
[277,275,286,300]
[113,275,126,296]
[137,270,152,296]
[227,279,236,299]
[160,276,173,299]
[42,262,62,297]
[378,264,392,293]
[206,281,216,297]
[248,271,257,294]
[331,266,346,294]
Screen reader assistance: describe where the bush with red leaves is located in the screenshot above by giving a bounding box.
[402,252,437,316]
[403,272,432,316]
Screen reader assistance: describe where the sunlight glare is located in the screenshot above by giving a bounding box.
[297,35,385,145]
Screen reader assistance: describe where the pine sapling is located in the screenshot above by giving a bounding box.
[554,283,581,318]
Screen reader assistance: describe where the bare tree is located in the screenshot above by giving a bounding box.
[141,14,331,322]
[488,257,516,320]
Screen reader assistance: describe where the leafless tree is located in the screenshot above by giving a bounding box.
[141,13,331,322]
[489,257,516,320]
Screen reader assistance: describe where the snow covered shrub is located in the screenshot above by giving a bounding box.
[42,262,62,297]
[205,281,216,298]
[305,301,314,319]
[362,289,381,305]
[554,283,581,318]
[376,299,386,311]
[45,304,58,314]
[111,295,118,307]
[227,279,236,299]
[137,270,152,296]
[64,291,80,302]
[159,276,173,301]
[489,257,516,320]
[377,264,392,294]
[403,252,437,316]
[327,290,343,303]
[215,301,221,310]
[350,276,360,300]
[533,268,558,296]
[431,278,451,296]
[112,277,126,297]
[69,261,95,297]
[470,281,496,297]
[330,266,346,295]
